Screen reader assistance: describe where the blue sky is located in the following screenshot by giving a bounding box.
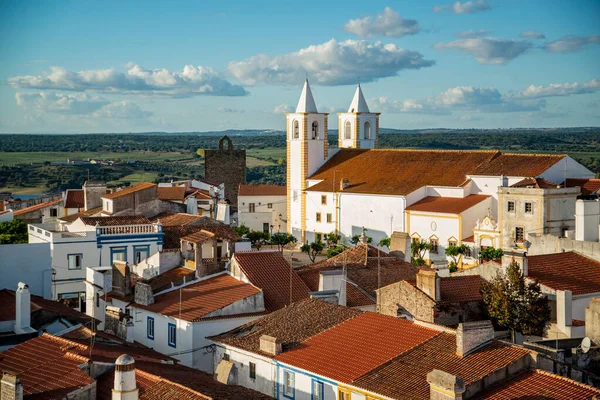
[0,0,599,133]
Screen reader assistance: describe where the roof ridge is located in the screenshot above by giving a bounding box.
[42,332,89,351]
[363,148,500,154]
[501,152,566,157]
[532,369,600,392]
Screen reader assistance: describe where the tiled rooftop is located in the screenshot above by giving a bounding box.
[406,195,491,214]
[13,198,63,216]
[274,312,440,384]
[64,189,85,209]
[134,274,262,322]
[209,298,363,356]
[157,186,187,201]
[528,251,600,295]
[102,182,157,199]
[354,332,530,400]
[143,266,197,294]
[238,184,286,196]
[58,206,102,222]
[162,222,239,250]
[80,215,151,226]
[472,369,600,399]
[233,251,310,312]
[469,153,565,177]
[510,177,560,189]
[439,275,485,303]
[0,334,95,400]
[299,268,375,307]
[180,229,215,244]
[565,178,600,196]
[151,212,203,226]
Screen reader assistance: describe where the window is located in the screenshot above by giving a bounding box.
[312,121,319,139]
[312,380,324,400]
[249,362,256,380]
[339,388,351,400]
[283,370,294,398]
[110,247,127,264]
[223,353,230,361]
[525,202,533,213]
[147,317,154,340]
[448,240,457,247]
[507,201,515,212]
[326,213,332,223]
[49,208,58,217]
[168,323,176,348]
[95,292,100,308]
[464,247,472,257]
[321,195,327,205]
[412,236,420,245]
[293,120,299,139]
[316,212,321,222]
[134,246,150,264]
[67,254,82,270]
[364,121,371,139]
[315,233,323,242]
[249,203,255,213]
[430,238,439,254]
[263,223,270,233]
[344,121,352,139]
[268,203,273,209]
[515,227,524,242]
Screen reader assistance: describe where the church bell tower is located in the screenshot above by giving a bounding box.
[338,84,379,149]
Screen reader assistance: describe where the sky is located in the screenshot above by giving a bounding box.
[0,0,599,133]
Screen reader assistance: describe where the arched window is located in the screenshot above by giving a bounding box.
[312,121,319,139]
[344,121,351,140]
[293,120,299,139]
[364,121,371,139]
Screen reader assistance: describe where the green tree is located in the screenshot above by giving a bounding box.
[300,240,325,263]
[481,247,503,261]
[379,237,391,250]
[411,239,432,267]
[445,244,469,264]
[326,244,346,258]
[481,260,551,341]
[270,232,297,253]
[324,232,342,247]
[234,224,250,237]
[246,230,270,250]
[351,234,372,245]
[0,219,28,244]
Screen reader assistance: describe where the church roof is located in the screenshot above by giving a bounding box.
[295,79,318,113]
[348,84,370,113]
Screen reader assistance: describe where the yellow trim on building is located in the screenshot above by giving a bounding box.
[324,115,329,159]
[353,116,360,148]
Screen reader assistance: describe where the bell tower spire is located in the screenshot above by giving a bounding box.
[296,79,318,113]
[338,84,380,149]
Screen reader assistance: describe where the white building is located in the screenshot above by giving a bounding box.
[238,184,287,233]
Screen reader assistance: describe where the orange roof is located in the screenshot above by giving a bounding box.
[150,212,203,226]
[510,177,560,189]
[103,182,157,199]
[233,251,310,312]
[180,230,215,244]
[0,334,94,400]
[406,195,490,214]
[473,369,600,399]
[158,186,187,201]
[470,153,564,177]
[565,178,600,195]
[354,332,530,399]
[143,266,197,294]
[64,189,85,208]
[307,149,499,195]
[439,276,484,303]
[274,312,439,384]
[80,215,151,226]
[13,198,63,216]
[299,268,374,307]
[135,274,261,322]
[238,184,286,196]
[528,251,600,295]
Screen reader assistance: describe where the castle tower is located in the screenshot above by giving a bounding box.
[112,354,138,400]
[337,84,380,149]
[287,80,328,243]
[205,136,246,212]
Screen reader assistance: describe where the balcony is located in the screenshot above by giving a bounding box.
[96,224,161,235]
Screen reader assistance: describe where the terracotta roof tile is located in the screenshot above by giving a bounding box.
[354,333,530,400]
[151,212,203,226]
[210,298,363,356]
[528,251,600,295]
[463,235,475,243]
[186,189,213,200]
[80,215,151,226]
[103,182,157,199]
[134,274,261,322]
[565,178,600,195]
[143,266,197,293]
[157,186,187,201]
[13,198,63,216]
[64,189,85,209]
[162,221,239,250]
[439,275,485,303]
[406,195,491,214]
[233,251,310,312]
[510,177,560,189]
[299,268,375,307]
[274,312,440,384]
[470,153,564,177]
[180,230,215,244]
[306,149,499,195]
[473,369,600,399]
[0,334,95,400]
[58,206,102,222]
[238,184,286,196]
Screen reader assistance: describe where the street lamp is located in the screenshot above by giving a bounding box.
[270,224,274,236]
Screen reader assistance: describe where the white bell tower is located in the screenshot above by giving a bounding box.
[338,84,379,149]
[286,79,328,243]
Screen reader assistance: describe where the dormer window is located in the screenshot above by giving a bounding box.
[344,121,351,139]
[312,121,319,139]
[293,120,299,139]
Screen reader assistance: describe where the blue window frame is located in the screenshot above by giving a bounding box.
[67,253,83,270]
[134,245,150,264]
[147,317,154,340]
[282,369,295,399]
[311,379,323,400]
[168,323,176,348]
[110,246,127,264]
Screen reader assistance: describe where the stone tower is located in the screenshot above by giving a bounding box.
[337,84,379,149]
[205,136,246,212]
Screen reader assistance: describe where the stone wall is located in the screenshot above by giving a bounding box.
[434,301,487,327]
[111,185,158,215]
[527,233,600,259]
[205,136,246,212]
[377,281,435,323]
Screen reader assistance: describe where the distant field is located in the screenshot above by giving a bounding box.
[109,171,160,185]
[0,151,193,166]
[248,148,285,160]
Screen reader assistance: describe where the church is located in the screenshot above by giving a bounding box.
[286,80,595,262]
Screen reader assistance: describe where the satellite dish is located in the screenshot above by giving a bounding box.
[581,337,592,353]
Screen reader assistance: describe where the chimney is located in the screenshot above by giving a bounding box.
[456,320,494,357]
[557,290,573,331]
[501,249,528,276]
[319,270,346,307]
[216,201,231,224]
[83,180,107,211]
[113,354,138,400]
[14,283,34,334]
[426,370,465,400]
[416,268,440,302]
[259,335,282,356]
[389,231,411,262]
[340,178,350,191]
[1,372,23,400]
[111,262,131,298]
[134,282,154,306]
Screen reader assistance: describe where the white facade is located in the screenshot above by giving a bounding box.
[0,242,52,298]
[238,193,287,233]
[576,198,600,242]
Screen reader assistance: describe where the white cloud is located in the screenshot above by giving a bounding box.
[8,64,248,97]
[227,39,435,86]
[92,101,153,119]
[519,31,545,40]
[272,104,293,114]
[434,37,532,64]
[433,0,491,14]
[455,29,491,38]
[370,97,451,115]
[344,7,419,38]
[543,35,600,53]
[512,79,600,99]
[432,86,502,106]
[217,107,244,113]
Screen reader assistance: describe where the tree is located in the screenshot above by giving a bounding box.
[270,232,296,253]
[300,240,325,263]
[0,219,28,244]
[379,237,391,250]
[246,230,269,250]
[411,239,432,267]
[445,244,469,264]
[481,260,551,341]
[324,232,342,247]
[351,234,372,245]
[327,244,346,258]
[234,224,250,237]
[481,247,503,261]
